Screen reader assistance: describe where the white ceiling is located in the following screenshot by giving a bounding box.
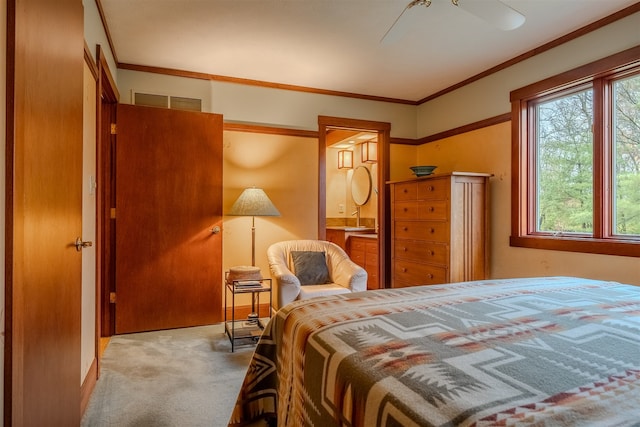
[99,0,638,103]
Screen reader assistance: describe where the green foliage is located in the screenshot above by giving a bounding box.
[535,73,640,236]
[614,74,640,235]
[537,89,593,233]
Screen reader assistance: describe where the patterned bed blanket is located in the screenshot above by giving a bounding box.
[228,276,640,426]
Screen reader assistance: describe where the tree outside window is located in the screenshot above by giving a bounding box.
[613,74,640,236]
[536,88,594,234]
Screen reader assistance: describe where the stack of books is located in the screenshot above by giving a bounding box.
[234,280,263,289]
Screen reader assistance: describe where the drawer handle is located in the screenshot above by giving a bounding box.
[429,206,435,212]
[430,228,435,233]
[427,273,434,279]
[403,188,408,193]
[403,207,408,212]
[429,250,435,256]
[402,267,407,272]
[428,185,434,191]
[402,247,408,252]
[403,227,408,231]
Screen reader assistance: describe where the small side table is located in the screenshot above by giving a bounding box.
[224,277,272,352]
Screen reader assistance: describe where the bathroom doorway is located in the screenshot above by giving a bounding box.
[318,116,391,288]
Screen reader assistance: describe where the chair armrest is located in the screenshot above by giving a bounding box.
[270,263,301,310]
[331,259,367,293]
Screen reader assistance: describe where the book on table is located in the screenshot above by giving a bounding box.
[234,280,263,289]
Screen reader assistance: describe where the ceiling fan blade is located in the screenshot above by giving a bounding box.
[455,0,525,31]
[380,3,413,44]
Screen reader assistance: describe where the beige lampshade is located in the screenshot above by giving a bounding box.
[228,187,280,217]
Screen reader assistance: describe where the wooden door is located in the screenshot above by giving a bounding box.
[5,0,84,425]
[115,104,223,333]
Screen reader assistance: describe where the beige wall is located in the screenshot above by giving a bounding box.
[222,131,319,297]
[416,12,640,136]
[81,63,97,383]
[83,0,118,81]
[326,145,378,227]
[417,123,640,286]
[390,143,418,181]
[116,70,418,138]
[326,147,349,219]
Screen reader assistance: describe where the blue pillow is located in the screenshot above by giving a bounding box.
[291,251,331,285]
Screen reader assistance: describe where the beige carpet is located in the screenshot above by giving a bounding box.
[81,324,256,427]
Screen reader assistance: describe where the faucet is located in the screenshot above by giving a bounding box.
[351,206,361,227]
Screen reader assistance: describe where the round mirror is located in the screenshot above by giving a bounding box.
[351,165,372,206]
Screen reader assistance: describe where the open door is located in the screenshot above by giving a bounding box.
[5,0,84,424]
[115,104,223,333]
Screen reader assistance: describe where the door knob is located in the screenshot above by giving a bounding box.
[210,226,221,234]
[75,237,93,252]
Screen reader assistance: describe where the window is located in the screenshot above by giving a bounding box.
[511,46,640,257]
[613,74,640,236]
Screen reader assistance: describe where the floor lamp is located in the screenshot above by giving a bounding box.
[228,187,280,321]
[228,187,281,266]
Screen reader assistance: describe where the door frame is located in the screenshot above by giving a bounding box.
[96,46,119,339]
[318,116,391,288]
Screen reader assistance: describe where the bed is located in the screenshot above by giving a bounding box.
[228,277,640,426]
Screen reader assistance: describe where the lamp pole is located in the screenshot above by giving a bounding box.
[251,215,256,266]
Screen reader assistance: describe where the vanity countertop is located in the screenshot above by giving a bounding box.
[349,233,378,239]
[326,226,376,233]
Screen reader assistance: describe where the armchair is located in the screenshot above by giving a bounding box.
[267,240,367,310]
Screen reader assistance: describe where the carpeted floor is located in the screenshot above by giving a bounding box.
[81,323,256,427]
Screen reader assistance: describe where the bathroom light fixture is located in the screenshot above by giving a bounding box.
[361,140,377,163]
[338,150,353,169]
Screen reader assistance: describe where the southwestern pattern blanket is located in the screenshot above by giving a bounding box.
[229,277,640,426]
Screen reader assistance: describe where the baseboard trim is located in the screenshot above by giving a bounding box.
[80,358,98,417]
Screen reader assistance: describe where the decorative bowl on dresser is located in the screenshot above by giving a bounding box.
[389,172,491,288]
[409,165,437,177]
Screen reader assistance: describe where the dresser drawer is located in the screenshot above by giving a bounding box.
[350,238,367,252]
[365,241,379,289]
[393,260,447,286]
[394,200,448,221]
[366,270,378,290]
[365,240,377,254]
[394,201,418,219]
[418,200,447,220]
[394,221,450,242]
[365,251,378,268]
[394,182,418,201]
[350,249,365,266]
[394,240,448,265]
[417,178,448,200]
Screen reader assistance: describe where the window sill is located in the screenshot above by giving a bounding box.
[510,235,640,258]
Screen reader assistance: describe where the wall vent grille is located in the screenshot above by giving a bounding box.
[133,91,202,112]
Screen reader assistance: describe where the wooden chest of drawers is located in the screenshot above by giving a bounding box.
[390,172,490,288]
